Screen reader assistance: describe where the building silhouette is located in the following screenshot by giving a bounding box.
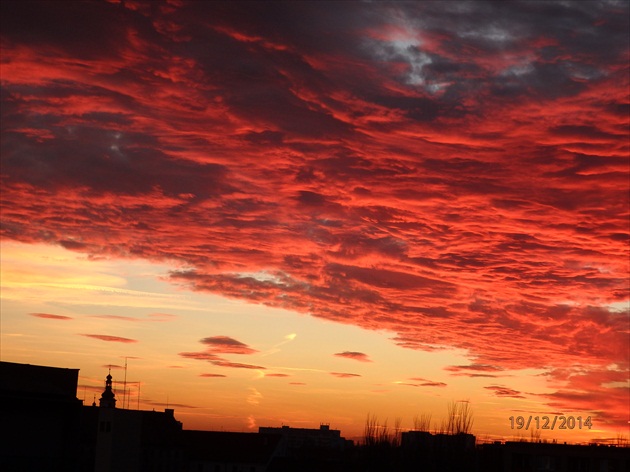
[478,440,630,472]
[0,361,182,472]
[181,430,282,471]
[1,360,628,472]
[0,361,83,471]
[82,371,183,472]
[259,424,348,456]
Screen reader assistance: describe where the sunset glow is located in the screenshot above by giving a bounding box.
[1,0,628,444]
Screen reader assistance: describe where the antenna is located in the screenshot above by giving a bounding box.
[137,381,141,410]
[123,357,128,409]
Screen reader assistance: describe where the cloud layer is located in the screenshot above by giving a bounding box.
[1,1,628,428]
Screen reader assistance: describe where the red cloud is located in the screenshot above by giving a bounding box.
[29,313,73,320]
[179,337,264,370]
[420,382,447,388]
[533,367,630,429]
[200,373,227,378]
[444,364,506,378]
[485,385,526,399]
[265,373,290,378]
[404,378,448,388]
[2,0,628,436]
[330,372,361,378]
[179,352,223,362]
[200,336,258,355]
[334,351,372,362]
[80,334,138,343]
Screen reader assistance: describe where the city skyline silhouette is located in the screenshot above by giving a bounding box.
[1,0,628,454]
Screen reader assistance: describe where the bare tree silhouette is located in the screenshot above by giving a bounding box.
[445,400,474,435]
[392,417,402,447]
[530,427,541,443]
[413,412,432,432]
[615,432,629,447]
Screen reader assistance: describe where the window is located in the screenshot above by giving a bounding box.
[99,421,111,433]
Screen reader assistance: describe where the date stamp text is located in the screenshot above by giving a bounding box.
[509,415,592,430]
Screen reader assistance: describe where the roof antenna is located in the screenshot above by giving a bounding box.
[123,357,128,409]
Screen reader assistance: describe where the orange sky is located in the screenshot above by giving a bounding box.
[1,0,628,444]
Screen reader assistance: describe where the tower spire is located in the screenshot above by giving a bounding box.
[99,368,117,408]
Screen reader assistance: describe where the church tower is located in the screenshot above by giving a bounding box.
[98,369,117,408]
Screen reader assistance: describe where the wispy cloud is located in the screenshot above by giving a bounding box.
[89,313,178,323]
[261,332,297,357]
[179,336,265,370]
[247,388,263,405]
[200,336,259,355]
[334,351,372,363]
[29,312,73,320]
[80,334,138,343]
[485,385,526,399]
[407,377,448,388]
[179,352,223,362]
[213,361,266,370]
[330,372,362,378]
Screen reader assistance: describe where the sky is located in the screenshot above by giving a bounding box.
[1,0,628,444]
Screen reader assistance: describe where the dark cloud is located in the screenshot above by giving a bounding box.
[179,352,223,362]
[179,336,264,370]
[330,372,361,378]
[80,334,138,343]
[485,385,526,399]
[334,351,372,363]
[404,377,448,388]
[200,336,259,355]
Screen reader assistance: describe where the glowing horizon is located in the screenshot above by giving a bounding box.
[1,0,628,445]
